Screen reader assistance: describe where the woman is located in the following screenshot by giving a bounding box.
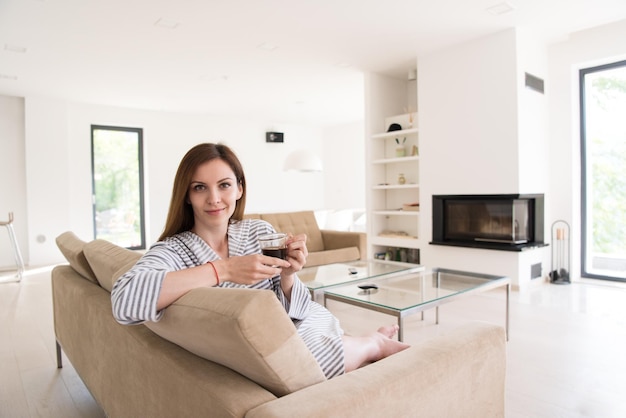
[111,143,409,378]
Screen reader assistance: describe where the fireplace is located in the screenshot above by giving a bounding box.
[431,194,546,251]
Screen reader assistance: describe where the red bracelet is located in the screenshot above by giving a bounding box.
[207,261,220,286]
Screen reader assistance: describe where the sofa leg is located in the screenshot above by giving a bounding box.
[56,341,63,368]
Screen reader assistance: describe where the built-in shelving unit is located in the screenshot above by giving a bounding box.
[366,110,420,264]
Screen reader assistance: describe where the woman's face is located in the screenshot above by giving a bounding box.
[187,159,243,230]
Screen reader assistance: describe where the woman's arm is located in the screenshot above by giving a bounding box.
[111,243,185,324]
[112,247,287,324]
[155,264,217,310]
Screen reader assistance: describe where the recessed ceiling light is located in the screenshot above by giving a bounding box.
[0,74,18,80]
[154,18,180,29]
[257,42,278,51]
[5,44,27,53]
[486,1,516,16]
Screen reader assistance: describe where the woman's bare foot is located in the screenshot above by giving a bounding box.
[370,327,410,362]
[342,324,411,372]
[377,324,400,339]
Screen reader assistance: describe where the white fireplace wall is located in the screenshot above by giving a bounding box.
[418,28,550,289]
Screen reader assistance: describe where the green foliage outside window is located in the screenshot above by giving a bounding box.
[92,127,145,249]
[587,72,626,257]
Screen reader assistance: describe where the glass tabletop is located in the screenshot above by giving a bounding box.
[298,260,421,291]
[323,268,509,312]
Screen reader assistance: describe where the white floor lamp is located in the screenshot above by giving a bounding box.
[283,149,323,172]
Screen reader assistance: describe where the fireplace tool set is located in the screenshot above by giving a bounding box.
[0,212,25,284]
[550,220,570,284]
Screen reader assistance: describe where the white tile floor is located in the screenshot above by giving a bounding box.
[328,278,626,418]
[1,267,625,417]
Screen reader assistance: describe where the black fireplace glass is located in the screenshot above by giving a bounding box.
[444,199,531,244]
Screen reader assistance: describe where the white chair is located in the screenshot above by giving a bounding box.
[0,212,25,283]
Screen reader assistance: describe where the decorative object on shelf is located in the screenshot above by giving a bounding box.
[395,137,406,157]
[387,123,402,132]
[378,247,419,264]
[397,247,408,262]
[550,220,571,284]
[283,149,323,172]
[404,107,415,128]
[402,202,419,211]
[411,144,419,156]
[407,248,420,264]
[378,230,415,239]
[398,173,406,184]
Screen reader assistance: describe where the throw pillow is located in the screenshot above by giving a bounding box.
[55,231,98,284]
[83,239,141,292]
[145,287,326,397]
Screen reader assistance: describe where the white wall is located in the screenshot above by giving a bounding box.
[515,29,552,281]
[1,95,364,266]
[323,121,365,211]
[548,18,626,280]
[0,95,27,269]
[517,28,551,198]
[24,97,72,265]
[419,29,520,196]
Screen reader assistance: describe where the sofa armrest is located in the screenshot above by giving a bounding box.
[246,321,506,418]
[320,230,366,259]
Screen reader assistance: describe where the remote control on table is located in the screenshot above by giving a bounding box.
[357,284,378,290]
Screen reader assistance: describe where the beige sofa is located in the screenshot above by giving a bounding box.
[244,211,366,267]
[52,231,506,418]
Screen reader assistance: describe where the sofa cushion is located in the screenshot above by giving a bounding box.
[260,211,324,253]
[83,239,141,292]
[55,232,99,284]
[306,247,361,267]
[145,287,326,397]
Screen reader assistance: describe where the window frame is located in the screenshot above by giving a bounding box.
[90,124,146,250]
[579,59,626,283]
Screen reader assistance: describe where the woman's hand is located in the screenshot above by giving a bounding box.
[279,234,308,300]
[217,254,290,285]
[282,234,308,276]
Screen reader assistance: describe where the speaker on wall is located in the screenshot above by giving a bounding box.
[266,132,284,143]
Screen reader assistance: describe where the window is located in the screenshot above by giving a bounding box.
[91,125,146,250]
[580,60,626,282]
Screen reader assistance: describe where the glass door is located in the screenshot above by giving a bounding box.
[580,60,626,282]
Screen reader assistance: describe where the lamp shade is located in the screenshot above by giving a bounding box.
[283,149,323,172]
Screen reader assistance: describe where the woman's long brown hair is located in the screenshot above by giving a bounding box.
[158,143,247,241]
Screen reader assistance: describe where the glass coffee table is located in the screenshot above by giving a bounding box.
[298,260,423,303]
[323,268,510,342]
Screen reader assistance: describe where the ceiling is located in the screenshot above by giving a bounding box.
[1,0,626,127]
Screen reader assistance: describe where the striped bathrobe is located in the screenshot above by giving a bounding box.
[111,218,345,378]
